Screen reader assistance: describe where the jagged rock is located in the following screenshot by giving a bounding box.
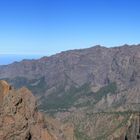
[124,113,140,140]
[0,80,55,140]
[108,113,140,140]
[0,80,11,103]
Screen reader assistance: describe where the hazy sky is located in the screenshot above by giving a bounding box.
[0,0,140,55]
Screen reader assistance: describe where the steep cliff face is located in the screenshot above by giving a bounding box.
[0,80,55,140]
[1,45,140,110]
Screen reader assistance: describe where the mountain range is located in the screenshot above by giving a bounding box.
[0,44,140,140]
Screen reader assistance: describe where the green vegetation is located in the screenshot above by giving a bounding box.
[75,82,117,108]
[6,77,118,116]
[93,82,117,103]
[39,83,91,110]
[28,77,47,95]
[86,111,136,117]
[74,100,91,108]
[5,76,47,95]
[94,114,130,140]
[39,82,118,113]
[74,128,93,140]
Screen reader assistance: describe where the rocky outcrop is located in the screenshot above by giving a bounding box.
[0,80,55,140]
[124,113,140,140]
[105,113,140,140]
[0,80,11,103]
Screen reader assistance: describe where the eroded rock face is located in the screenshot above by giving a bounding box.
[0,80,11,103]
[124,113,140,140]
[0,80,55,140]
[105,113,140,140]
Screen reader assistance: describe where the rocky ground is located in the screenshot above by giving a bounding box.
[0,80,55,140]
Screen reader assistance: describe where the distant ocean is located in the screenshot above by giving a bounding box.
[0,54,44,65]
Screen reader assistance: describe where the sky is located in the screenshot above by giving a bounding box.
[0,0,140,56]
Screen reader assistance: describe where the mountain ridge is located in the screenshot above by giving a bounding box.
[0,44,140,139]
[1,44,139,67]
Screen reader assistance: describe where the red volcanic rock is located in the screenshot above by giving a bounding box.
[0,80,55,140]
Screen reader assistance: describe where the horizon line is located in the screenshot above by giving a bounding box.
[0,52,49,55]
